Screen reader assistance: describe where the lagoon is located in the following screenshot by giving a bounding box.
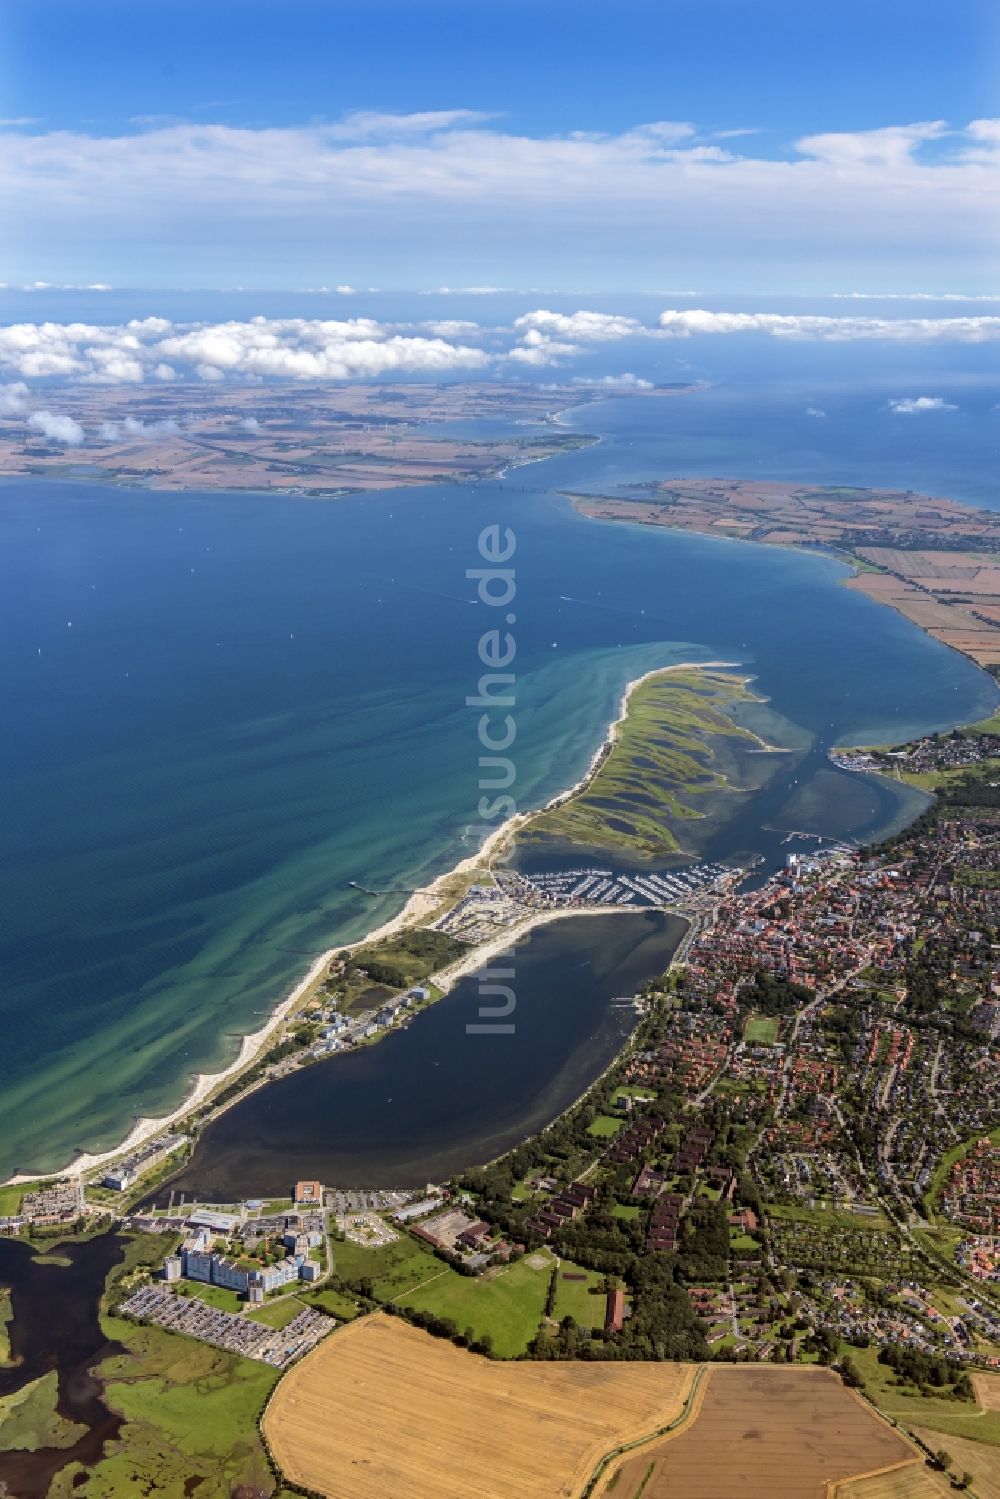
[161,909,686,1199]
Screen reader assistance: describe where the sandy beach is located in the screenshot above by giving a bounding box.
[6,658,740,1188]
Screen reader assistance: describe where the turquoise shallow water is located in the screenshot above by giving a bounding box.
[0,378,997,1179]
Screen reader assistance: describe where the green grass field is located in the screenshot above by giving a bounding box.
[245,1295,305,1329]
[743,1013,780,1045]
[613,1203,641,1220]
[180,1280,244,1313]
[852,1346,1000,1447]
[332,1231,442,1299]
[347,927,467,991]
[587,1114,625,1138]
[395,1252,555,1357]
[306,1285,360,1320]
[0,1184,23,1216]
[552,1264,606,1330]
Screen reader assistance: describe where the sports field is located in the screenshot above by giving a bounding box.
[743,1013,780,1045]
[597,1366,917,1499]
[263,1312,694,1499]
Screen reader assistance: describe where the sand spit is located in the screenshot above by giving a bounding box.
[5,660,741,1187]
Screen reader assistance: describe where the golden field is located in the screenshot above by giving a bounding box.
[262,1312,694,1499]
[832,1460,949,1499]
[596,1367,918,1499]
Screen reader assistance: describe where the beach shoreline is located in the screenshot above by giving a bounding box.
[3,658,740,1188]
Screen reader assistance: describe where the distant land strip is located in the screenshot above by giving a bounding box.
[568,477,1000,673]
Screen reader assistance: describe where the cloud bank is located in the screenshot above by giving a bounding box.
[2,112,997,289]
[657,309,1000,341]
[0,316,492,383]
[2,308,1000,391]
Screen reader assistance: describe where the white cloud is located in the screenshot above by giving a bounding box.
[508,310,646,367]
[831,291,1000,301]
[27,410,84,444]
[0,315,493,384]
[507,329,581,365]
[795,120,950,168]
[0,381,28,414]
[658,308,1000,341]
[240,416,260,431]
[98,416,181,440]
[514,310,643,341]
[325,109,497,141]
[2,113,997,289]
[573,373,653,390]
[334,284,356,294]
[418,319,481,336]
[888,396,958,414]
[805,407,827,417]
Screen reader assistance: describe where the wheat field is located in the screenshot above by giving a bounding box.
[263,1312,694,1499]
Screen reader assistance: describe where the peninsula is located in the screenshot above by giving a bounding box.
[0,379,691,496]
[569,478,1000,670]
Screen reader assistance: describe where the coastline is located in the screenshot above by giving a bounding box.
[566,487,1000,686]
[3,658,737,1188]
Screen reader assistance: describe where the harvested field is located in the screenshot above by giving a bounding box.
[597,1366,917,1499]
[263,1312,694,1499]
[832,1459,949,1499]
[972,1373,1000,1412]
[912,1426,1000,1499]
[844,576,1000,664]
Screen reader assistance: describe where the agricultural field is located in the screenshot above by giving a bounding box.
[599,1366,917,1499]
[832,1461,949,1499]
[911,1428,1000,1499]
[263,1312,694,1499]
[972,1374,1000,1412]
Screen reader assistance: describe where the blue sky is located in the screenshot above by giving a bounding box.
[0,0,998,292]
[3,0,997,139]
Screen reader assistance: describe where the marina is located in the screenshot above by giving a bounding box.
[511,860,734,907]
